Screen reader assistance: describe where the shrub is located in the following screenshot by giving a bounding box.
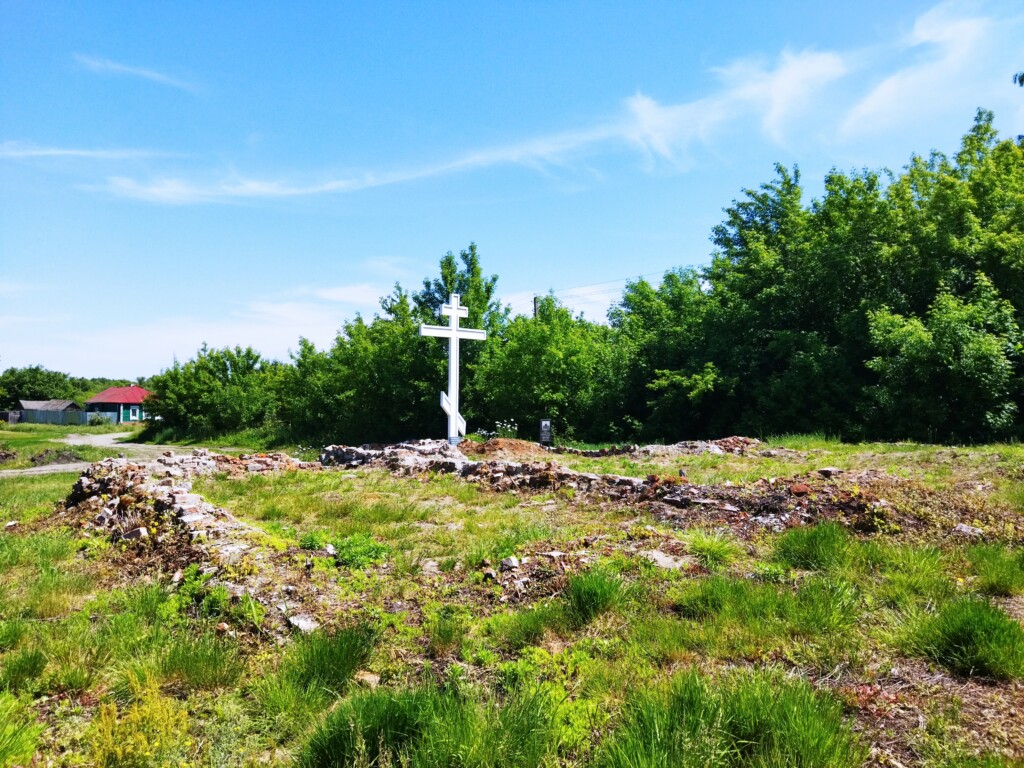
[0,692,42,767]
[905,598,1024,680]
[564,568,625,627]
[298,530,330,551]
[967,544,1024,597]
[774,522,850,570]
[597,668,865,768]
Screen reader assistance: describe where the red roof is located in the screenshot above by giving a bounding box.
[86,385,152,405]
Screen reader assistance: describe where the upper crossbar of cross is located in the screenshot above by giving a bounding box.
[419,293,487,443]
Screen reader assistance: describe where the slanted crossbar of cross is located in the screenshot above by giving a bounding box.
[419,293,487,444]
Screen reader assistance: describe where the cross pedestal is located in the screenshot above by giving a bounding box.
[419,293,487,444]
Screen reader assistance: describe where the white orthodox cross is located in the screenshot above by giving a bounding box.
[419,293,487,443]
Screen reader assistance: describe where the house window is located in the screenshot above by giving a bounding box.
[130,406,140,421]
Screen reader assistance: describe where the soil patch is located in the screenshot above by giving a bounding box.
[0,449,16,464]
[458,438,550,461]
[30,448,84,466]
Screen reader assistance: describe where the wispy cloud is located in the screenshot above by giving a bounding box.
[840,4,994,138]
[0,141,168,160]
[74,53,199,93]
[310,284,385,305]
[100,47,846,205]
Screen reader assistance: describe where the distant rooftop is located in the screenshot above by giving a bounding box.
[86,385,152,405]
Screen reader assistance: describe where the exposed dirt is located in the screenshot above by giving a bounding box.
[29,448,84,466]
[458,438,551,461]
[0,449,16,464]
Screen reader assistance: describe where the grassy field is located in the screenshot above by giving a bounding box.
[0,436,1022,766]
[0,423,143,470]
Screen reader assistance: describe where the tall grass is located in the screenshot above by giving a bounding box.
[967,544,1024,596]
[299,686,555,768]
[564,568,625,627]
[597,668,865,768]
[774,523,850,571]
[159,634,244,690]
[683,530,743,570]
[904,598,1024,680]
[0,692,43,767]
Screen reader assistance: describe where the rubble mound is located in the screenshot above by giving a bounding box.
[552,436,760,458]
[0,449,16,464]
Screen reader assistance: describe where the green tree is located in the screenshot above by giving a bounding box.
[0,366,78,409]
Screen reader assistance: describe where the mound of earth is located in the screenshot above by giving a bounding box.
[30,448,84,466]
[0,449,16,464]
[458,438,550,461]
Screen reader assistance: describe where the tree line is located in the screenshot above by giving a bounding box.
[7,111,1022,444]
[0,366,145,412]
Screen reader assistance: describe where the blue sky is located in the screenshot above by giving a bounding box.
[1,0,1022,378]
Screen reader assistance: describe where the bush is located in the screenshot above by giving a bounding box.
[905,598,1024,679]
[564,568,625,627]
[774,522,850,570]
[597,668,865,768]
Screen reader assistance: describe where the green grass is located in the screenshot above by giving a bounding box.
[905,598,1024,680]
[564,568,626,627]
[0,691,43,767]
[597,667,865,768]
[967,544,1024,596]
[683,529,743,570]
[0,472,78,524]
[774,522,850,571]
[487,604,559,652]
[300,685,556,768]
[159,634,244,690]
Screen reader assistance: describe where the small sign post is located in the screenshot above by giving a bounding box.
[539,418,552,447]
[419,293,487,444]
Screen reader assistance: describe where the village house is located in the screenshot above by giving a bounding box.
[85,384,152,424]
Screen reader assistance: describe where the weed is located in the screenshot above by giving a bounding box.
[967,544,1024,597]
[0,619,26,651]
[774,522,850,570]
[597,667,865,768]
[333,533,390,568]
[905,598,1024,679]
[298,530,330,550]
[89,683,195,767]
[684,529,742,570]
[564,568,625,627]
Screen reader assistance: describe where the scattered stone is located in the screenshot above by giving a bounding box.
[816,467,843,479]
[288,614,320,634]
[421,559,441,576]
[499,556,520,572]
[790,483,812,496]
[539,551,566,560]
[5,520,19,530]
[640,549,689,570]
[324,543,337,557]
[482,568,499,582]
[354,670,380,689]
[952,523,984,539]
[215,621,230,634]
[123,527,149,540]
[171,569,183,583]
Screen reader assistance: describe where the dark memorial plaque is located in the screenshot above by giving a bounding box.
[539,418,552,446]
